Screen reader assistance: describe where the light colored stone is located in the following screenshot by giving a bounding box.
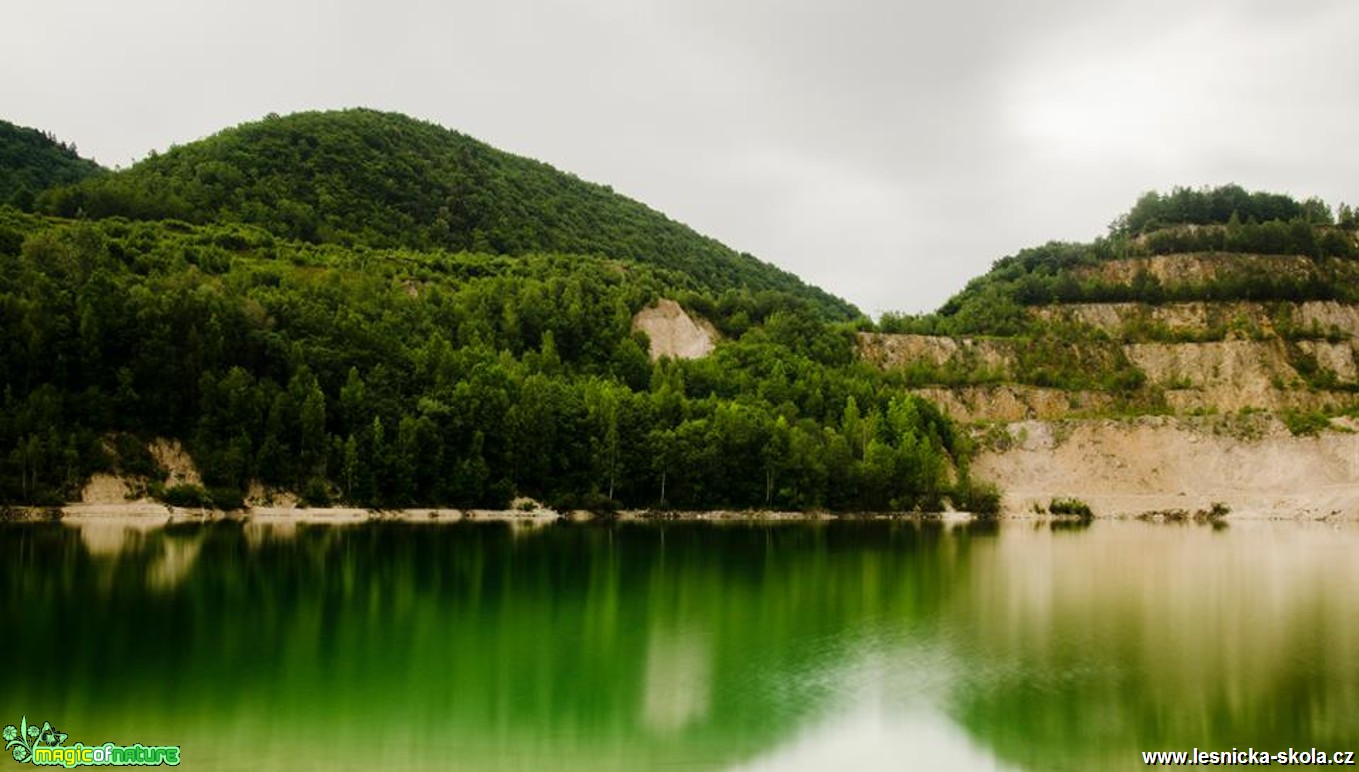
[632,299,719,360]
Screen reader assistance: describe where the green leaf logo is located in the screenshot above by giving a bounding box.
[4,716,68,765]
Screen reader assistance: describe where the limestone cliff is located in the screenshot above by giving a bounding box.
[861,194,1359,518]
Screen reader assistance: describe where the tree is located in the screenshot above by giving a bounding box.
[298,374,328,480]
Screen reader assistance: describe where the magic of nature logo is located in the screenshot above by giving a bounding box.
[4,717,179,767]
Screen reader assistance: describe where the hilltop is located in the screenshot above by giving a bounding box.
[0,119,103,208]
[35,109,855,319]
[861,185,1359,517]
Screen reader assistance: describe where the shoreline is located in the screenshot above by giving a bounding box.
[2,501,1352,526]
[11,502,980,526]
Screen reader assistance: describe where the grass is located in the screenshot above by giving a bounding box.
[1281,409,1332,436]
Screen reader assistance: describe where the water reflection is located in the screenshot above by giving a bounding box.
[642,624,712,734]
[734,705,1020,772]
[1,519,1355,770]
[950,522,1359,770]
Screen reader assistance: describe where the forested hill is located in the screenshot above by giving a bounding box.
[0,120,103,209]
[0,111,984,515]
[33,109,855,319]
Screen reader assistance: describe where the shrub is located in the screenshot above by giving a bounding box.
[955,480,1002,518]
[1282,409,1331,436]
[300,477,332,508]
[1048,497,1094,519]
[1200,502,1230,520]
[207,486,246,511]
[159,483,212,508]
[550,491,618,515]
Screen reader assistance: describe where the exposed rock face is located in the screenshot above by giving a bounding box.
[857,333,1015,372]
[860,303,1359,420]
[1073,253,1329,286]
[81,473,134,504]
[908,385,1114,422]
[632,299,719,360]
[973,415,1359,519]
[855,221,1359,517]
[78,437,204,505]
[149,438,202,487]
[1033,300,1359,340]
[1124,340,1299,411]
[858,269,1359,515]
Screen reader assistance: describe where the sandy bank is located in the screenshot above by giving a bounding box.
[975,415,1359,520]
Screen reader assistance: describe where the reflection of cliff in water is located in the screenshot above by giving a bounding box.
[946,522,1359,770]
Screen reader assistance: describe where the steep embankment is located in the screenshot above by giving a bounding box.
[860,314,1359,418]
[972,415,1359,519]
[864,307,1359,516]
[865,186,1359,517]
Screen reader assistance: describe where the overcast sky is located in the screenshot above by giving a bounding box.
[5,0,1358,316]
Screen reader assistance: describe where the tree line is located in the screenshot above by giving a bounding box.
[1113,184,1346,235]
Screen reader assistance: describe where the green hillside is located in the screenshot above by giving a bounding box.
[36,109,855,319]
[0,212,968,512]
[885,185,1359,338]
[0,110,981,513]
[0,120,103,208]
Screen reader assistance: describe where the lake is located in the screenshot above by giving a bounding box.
[3,518,1356,770]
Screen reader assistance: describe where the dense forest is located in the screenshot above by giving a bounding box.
[0,120,102,209]
[32,109,855,320]
[883,185,1359,337]
[0,211,976,512]
[0,111,989,514]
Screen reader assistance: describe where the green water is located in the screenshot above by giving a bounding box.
[3,519,1357,770]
